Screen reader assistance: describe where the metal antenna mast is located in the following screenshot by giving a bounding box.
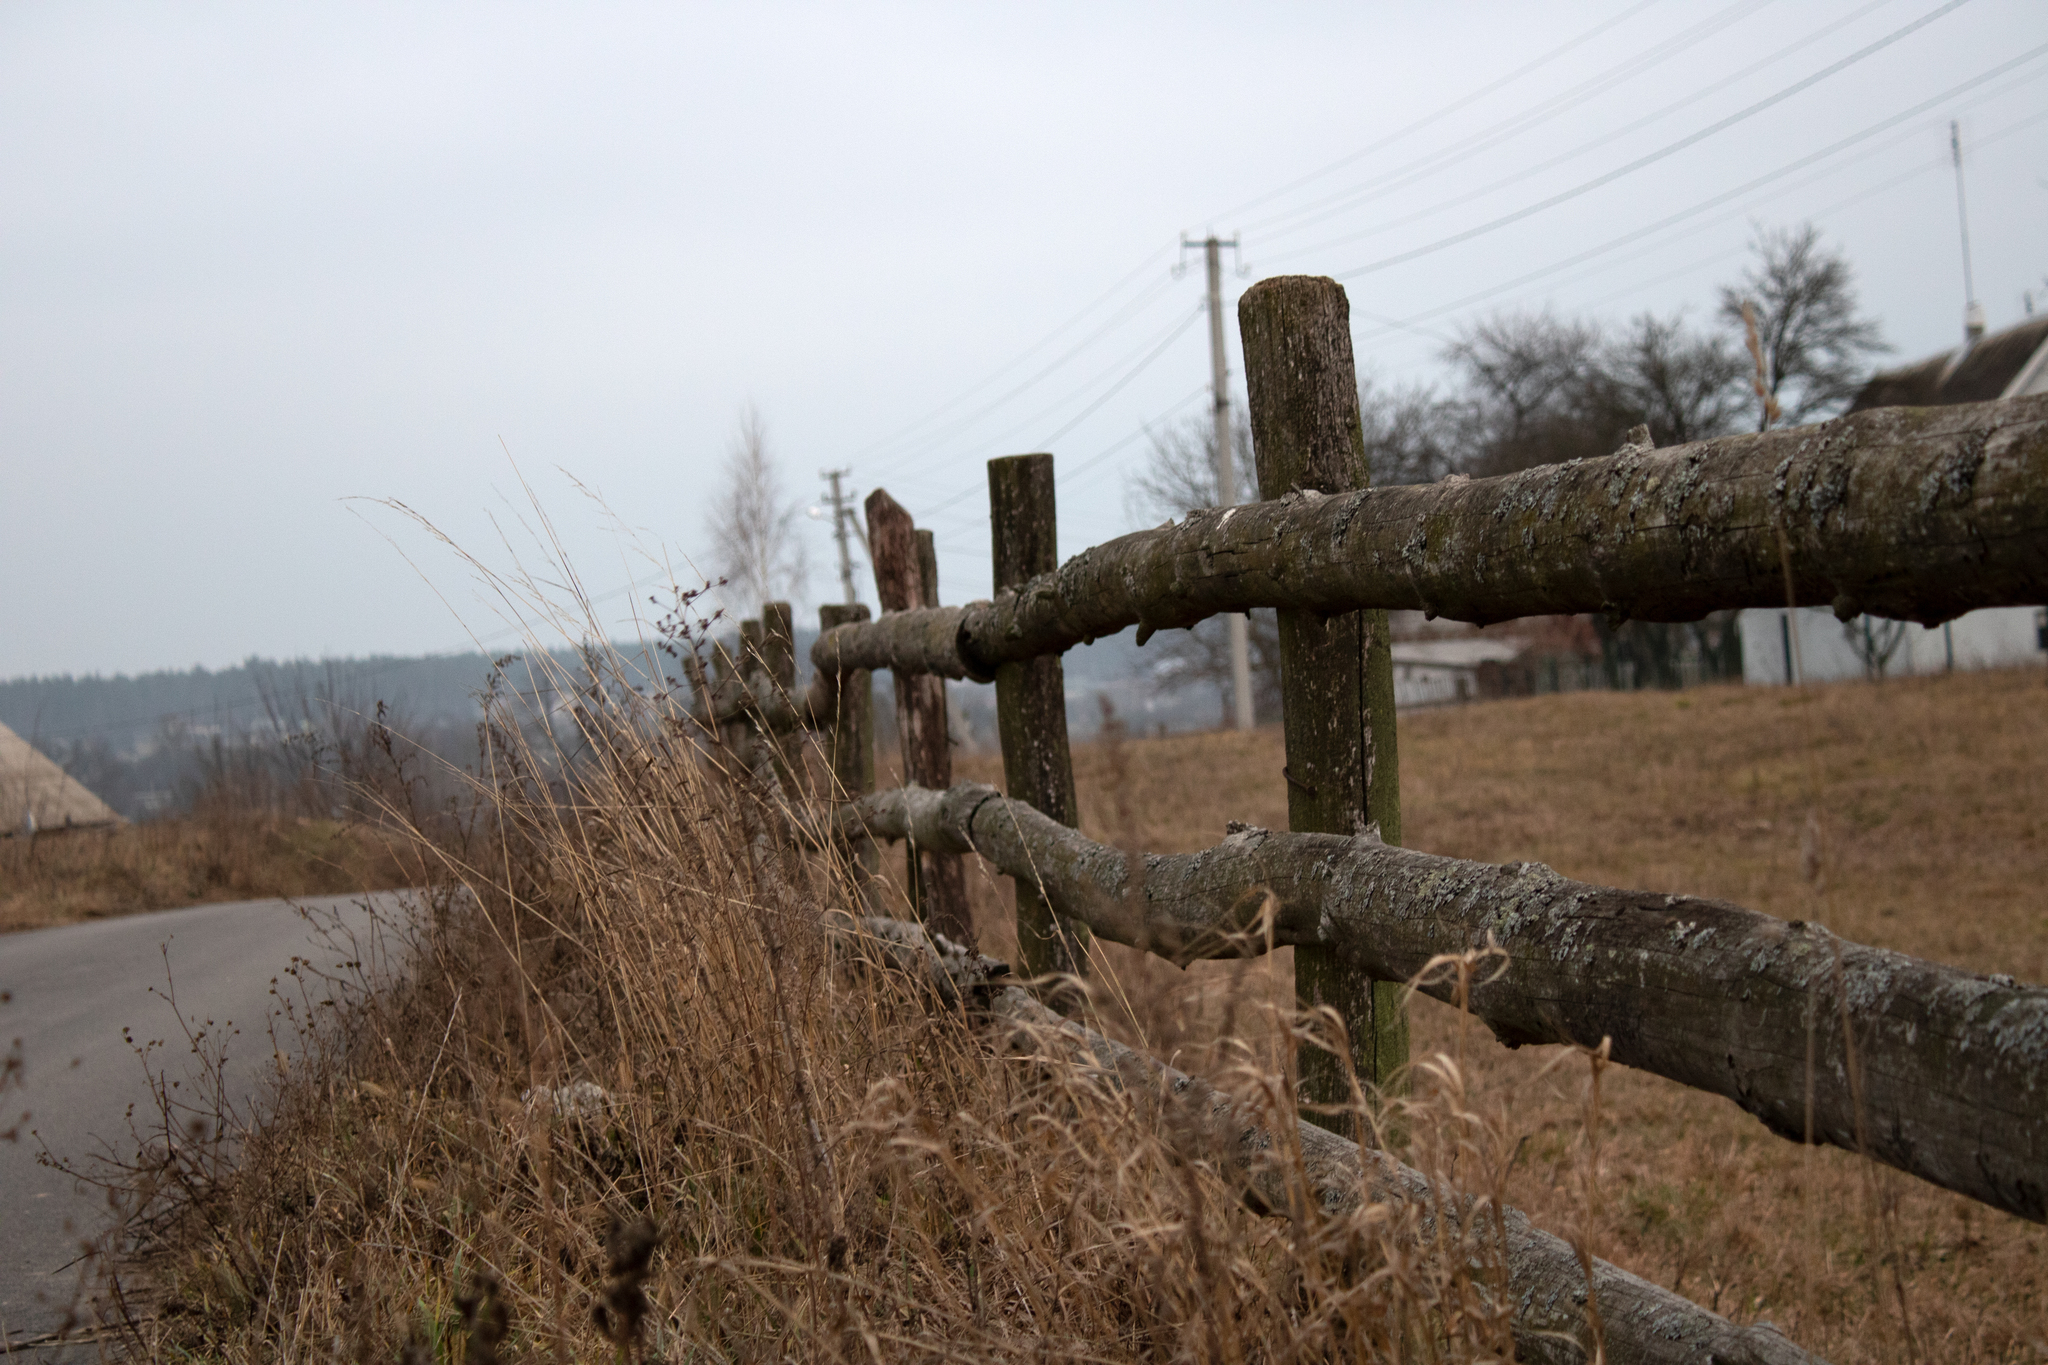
[1184,233,1254,731]
[1951,120,1984,346]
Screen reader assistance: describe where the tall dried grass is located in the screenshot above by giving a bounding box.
[97,609,1561,1365]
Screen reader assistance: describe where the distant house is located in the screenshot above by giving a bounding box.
[0,721,124,836]
[1845,314,2048,410]
[1739,315,2048,685]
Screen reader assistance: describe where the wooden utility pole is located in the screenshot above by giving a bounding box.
[987,454,1086,979]
[1239,275,1406,1130]
[819,467,863,606]
[1188,233,1255,731]
[865,490,973,945]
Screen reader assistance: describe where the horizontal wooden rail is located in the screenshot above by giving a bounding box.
[834,913,1819,1365]
[810,395,2048,682]
[844,782,2048,1224]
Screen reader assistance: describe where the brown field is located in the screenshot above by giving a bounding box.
[0,807,419,934]
[943,664,2048,1360]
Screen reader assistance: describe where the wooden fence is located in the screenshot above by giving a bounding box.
[704,275,2048,1364]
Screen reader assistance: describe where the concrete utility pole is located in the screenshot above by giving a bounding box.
[818,467,867,606]
[1188,233,1255,731]
[1951,120,1984,347]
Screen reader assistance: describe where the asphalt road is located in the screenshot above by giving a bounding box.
[1,893,414,1360]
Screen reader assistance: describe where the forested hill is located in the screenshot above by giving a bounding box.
[0,647,650,757]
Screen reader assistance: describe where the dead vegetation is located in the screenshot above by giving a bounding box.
[951,664,2048,1362]
[1,706,445,934]
[0,803,418,934]
[100,639,1564,1365]
[81,641,2046,1363]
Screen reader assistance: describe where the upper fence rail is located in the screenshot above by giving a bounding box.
[808,393,2048,686]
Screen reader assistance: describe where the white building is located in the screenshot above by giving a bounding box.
[1739,606,2046,685]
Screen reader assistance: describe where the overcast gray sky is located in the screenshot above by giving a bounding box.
[5,0,2043,678]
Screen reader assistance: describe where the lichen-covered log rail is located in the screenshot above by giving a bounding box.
[810,395,2048,682]
[837,914,1820,1365]
[845,783,2048,1224]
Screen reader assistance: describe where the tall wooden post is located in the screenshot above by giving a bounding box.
[819,602,878,893]
[1239,275,1407,1131]
[756,601,800,788]
[865,490,974,946]
[988,454,1087,979]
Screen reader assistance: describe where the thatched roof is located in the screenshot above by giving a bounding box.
[0,721,123,835]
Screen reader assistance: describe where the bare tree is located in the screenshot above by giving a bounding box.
[1358,374,1461,486]
[1601,311,1750,446]
[704,405,808,620]
[1123,410,1257,530]
[1442,310,1608,476]
[1124,412,1281,722]
[1717,223,1889,426]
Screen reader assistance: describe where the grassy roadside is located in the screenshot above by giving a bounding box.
[0,808,420,934]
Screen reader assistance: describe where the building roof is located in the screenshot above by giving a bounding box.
[1847,315,2048,412]
[0,721,123,835]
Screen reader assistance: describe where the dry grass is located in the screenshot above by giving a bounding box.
[0,807,419,934]
[90,645,2048,1363]
[946,665,2048,1363]
[100,645,1540,1365]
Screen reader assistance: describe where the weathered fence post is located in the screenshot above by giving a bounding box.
[759,601,796,694]
[1239,275,1407,1131]
[865,490,974,945]
[819,601,879,895]
[988,454,1087,980]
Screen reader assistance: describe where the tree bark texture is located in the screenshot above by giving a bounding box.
[866,490,972,945]
[831,912,1821,1365]
[811,395,2048,684]
[843,782,2048,1224]
[988,454,1088,979]
[1241,276,1407,1114]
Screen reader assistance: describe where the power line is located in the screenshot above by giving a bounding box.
[1036,305,1207,450]
[1337,24,2033,299]
[884,301,1209,504]
[864,272,1185,483]
[844,4,1680,485]
[1211,0,1665,225]
[1346,55,2048,342]
[911,382,1209,521]
[1266,0,1900,261]
[844,246,1174,464]
[1244,0,1779,241]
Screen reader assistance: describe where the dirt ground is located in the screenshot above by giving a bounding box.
[936,665,2048,1362]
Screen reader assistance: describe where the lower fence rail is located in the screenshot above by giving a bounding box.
[843,781,2048,1225]
[835,912,1822,1365]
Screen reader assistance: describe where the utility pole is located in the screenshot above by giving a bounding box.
[1186,233,1254,731]
[1952,120,1984,347]
[817,467,868,606]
